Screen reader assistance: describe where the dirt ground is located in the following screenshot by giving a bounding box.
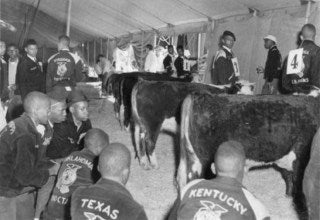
[89,99,298,220]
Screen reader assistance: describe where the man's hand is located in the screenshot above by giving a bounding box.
[256,66,264,74]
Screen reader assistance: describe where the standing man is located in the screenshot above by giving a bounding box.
[71,143,148,220]
[6,43,23,122]
[176,141,270,220]
[144,44,157,73]
[46,89,92,160]
[258,35,282,94]
[163,45,175,76]
[46,35,83,93]
[16,39,45,99]
[7,44,20,94]
[45,128,109,220]
[282,23,320,94]
[174,45,191,78]
[0,92,59,220]
[0,40,8,99]
[211,31,238,85]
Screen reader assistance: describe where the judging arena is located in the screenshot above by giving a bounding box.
[0,0,320,219]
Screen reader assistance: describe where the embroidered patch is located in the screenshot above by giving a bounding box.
[193,200,228,220]
[84,212,106,220]
[56,163,81,194]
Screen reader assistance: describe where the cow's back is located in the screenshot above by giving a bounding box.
[184,93,320,180]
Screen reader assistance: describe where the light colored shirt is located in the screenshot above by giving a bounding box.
[8,60,18,85]
[144,50,157,73]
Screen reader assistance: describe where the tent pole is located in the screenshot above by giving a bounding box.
[305,0,311,24]
[197,33,201,71]
[141,32,144,71]
[106,38,109,60]
[93,40,96,63]
[66,0,72,36]
[100,38,103,54]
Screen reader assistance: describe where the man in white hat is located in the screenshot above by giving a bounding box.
[257,35,282,94]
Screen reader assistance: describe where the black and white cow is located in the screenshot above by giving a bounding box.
[106,72,192,129]
[131,80,254,170]
[177,93,320,205]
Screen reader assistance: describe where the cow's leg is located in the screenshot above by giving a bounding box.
[140,132,151,170]
[119,104,124,130]
[133,123,141,161]
[149,149,159,170]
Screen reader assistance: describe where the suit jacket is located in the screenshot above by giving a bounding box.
[0,58,8,100]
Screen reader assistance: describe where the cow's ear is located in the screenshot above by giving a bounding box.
[210,163,217,175]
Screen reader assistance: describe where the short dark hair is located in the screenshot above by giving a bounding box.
[222,30,236,41]
[302,23,316,35]
[167,45,174,50]
[177,45,184,51]
[58,35,70,46]
[146,44,153,50]
[7,43,17,49]
[25,39,37,47]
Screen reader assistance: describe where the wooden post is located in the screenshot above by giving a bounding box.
[305,0,311,24]
[66,0,72,36]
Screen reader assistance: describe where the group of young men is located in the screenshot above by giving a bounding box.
[144,44,192,79]
[211,23,320,95]
[0,35,148,220]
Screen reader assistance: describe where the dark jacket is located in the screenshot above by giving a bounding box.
[45,149,96,220]
[46,49,83,92]
[16,55,45,99]
[163,54,174,76]
[71,178,148,220]
[46,113,92,159]
[264,45,282,82]
[174,56,191,78]
[211,47,237,85]
[177,177,270,220]
[0,114,50,197]
[282,40,320,93]
[0,58,9,99]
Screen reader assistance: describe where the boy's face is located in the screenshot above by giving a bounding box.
[25,44,38,58]
[0,42,6,56]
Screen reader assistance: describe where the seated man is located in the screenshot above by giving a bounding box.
[34,87,68,220]
[46,89,92,160]
[45,128,109,220]
[177,141,270,220]
[0,92,59,220]
[71,143,148,220]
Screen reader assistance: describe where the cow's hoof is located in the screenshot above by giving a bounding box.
[140,156,150,170]
[151,163,159,170]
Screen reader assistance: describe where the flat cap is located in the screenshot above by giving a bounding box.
[223,30,236,41]
[67,89,88,106]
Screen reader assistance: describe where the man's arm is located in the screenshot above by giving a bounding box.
[310,49,320,89]
[15,135,49,187]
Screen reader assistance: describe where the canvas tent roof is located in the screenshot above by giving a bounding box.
[0,0,311,47]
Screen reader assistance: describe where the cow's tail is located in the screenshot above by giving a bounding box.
[177,95,193,191]
[131,82,142,160]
